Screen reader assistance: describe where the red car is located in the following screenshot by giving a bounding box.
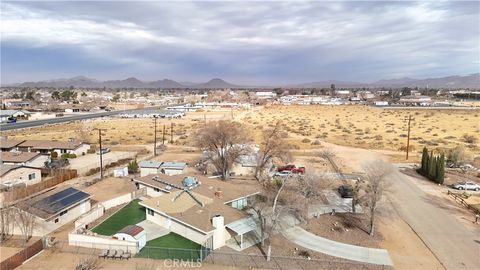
[277,165,305,174]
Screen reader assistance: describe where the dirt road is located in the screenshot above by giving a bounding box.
[387,165,480,269]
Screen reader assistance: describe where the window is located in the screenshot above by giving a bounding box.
[28,173,36,180]
[54,218,59,223]
[154,188,160,192]
[147,209,154,216]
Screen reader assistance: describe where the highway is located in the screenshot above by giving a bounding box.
[0,105,176,131]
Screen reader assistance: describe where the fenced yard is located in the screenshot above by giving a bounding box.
[48,239,387,270]
[136,233,203,261]
[0,169,77,203]
[91,199,145,235]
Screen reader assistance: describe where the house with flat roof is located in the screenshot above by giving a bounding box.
[1,165,42,188]
[1,151,49,168]
[133,174,261,250]
[13,186,91,236]
[17,139,91,156]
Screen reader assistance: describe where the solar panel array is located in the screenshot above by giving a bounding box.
[32,187,90,214]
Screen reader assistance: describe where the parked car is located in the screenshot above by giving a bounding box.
[277,164,306,174]
[273,171,292,177]
[6,117,16,124]
[97,148,111,155]
[338,185,354,198]
[451,181,480,191]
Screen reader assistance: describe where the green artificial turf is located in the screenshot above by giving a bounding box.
[136,233,203,261]
[92,199,146,236]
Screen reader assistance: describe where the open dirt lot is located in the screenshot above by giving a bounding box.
[243,105,480,155]
[83,177,136,202]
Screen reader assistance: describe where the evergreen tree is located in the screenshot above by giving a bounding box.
[437,153,445,184]
[421,147,428,175]
[428,151,436,180]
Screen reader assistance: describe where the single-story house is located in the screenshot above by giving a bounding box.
[139,160,163,177]
[374,101,389,106]
[160,162,187,175]
[255,91,276,99]
[0,165,42,187]
[17,139,91,156]
[113,166,129,177]
[0,139,25,152]
[0,152,49,168]
[14,186,91,236]
[399,95,432,106]
[133,174,260,250]
[0,110,31,123]
[113,225,147,250]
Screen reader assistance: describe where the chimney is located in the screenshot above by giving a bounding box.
[214,188,223,199]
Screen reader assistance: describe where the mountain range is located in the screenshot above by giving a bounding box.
[5,73,479,89]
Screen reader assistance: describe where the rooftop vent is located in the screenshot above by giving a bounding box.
[182,176,199,187]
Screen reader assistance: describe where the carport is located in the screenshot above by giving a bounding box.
[225,217,258,250]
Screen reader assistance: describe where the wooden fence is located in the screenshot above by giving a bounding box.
[1,169,77,203]
[447,190,480,214]
[0,238,44,270]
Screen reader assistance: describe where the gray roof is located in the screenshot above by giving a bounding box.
[120,109,183,116]
[139,160,162,168]
[160,162,187,170]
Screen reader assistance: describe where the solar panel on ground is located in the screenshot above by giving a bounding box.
[32,188,90,214]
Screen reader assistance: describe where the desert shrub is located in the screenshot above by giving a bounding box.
[50,151,58,159]
[128,159,139,174]
[61,153,77,159]
[311,140,321,145]
[462,134,478,144]
[302,138,311,143]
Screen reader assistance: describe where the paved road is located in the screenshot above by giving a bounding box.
[282,226,393,266]
[0,105,180,131]
[387,165,480,269]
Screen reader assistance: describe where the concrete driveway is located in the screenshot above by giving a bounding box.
[282,226,393,266]
[387,165,480,269]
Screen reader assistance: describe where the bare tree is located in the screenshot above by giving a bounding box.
[249,176,295,261]
[294,170,337,221]
[15,209,36,244]
[75,256,103,270]
[255,121,292,181]
[0,205,15,242]
[195,120,251,180]
[363,160,392,236]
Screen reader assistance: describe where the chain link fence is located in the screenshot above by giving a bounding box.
[49,240,387,270]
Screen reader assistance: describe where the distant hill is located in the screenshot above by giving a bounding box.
[287,74,480,89]
[191,78,240,88]
[7,73,479,89]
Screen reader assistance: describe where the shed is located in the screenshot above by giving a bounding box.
[139,160,162,177]
[113,225,147,250]
[113,166,129,177]
[160,162,187,175]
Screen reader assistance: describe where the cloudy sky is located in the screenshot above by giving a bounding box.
[1,1,479,85]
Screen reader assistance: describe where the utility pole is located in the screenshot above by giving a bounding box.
[406,115,412,160]
[170,123,173,144]
[154,117,157,156]
[204,114,206,126]
[231,108,233,119]
[162,125,166,145]
[95,129,107,179]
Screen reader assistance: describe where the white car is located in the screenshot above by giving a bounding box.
[452,181,480,191]
[273,171,292,177]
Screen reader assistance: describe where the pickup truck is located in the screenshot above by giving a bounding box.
[277,165,306,174]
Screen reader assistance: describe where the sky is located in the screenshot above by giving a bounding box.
[1,1,479,85]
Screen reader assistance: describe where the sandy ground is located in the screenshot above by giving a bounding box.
[83,177,136,202]
[243,105,480,155]
[0,246,22,260]
[68,151,137,175]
